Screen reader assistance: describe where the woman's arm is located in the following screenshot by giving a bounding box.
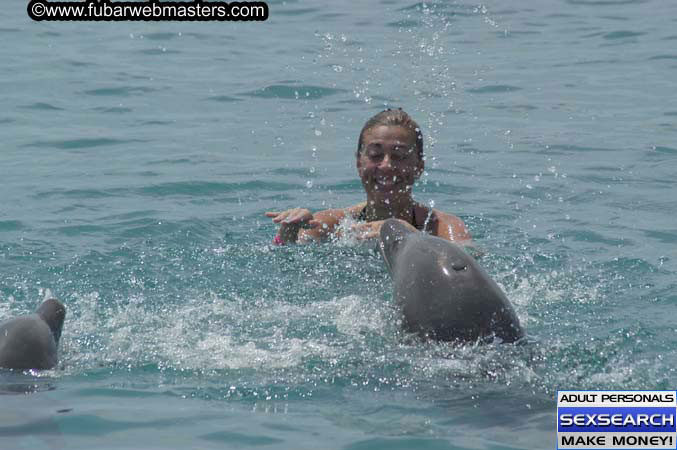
[296,208,346,243]
[265,207,354,244]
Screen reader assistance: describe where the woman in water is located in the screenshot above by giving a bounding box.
[265,108,473,245]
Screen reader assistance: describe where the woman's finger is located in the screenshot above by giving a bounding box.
[283,213,303,223]
[273,210,293,223]
[355,229,377,240]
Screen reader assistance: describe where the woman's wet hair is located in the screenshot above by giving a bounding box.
[357,108,424,159]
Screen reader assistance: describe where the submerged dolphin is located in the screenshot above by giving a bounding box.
[379,219,523,343]
[0,298,66,370]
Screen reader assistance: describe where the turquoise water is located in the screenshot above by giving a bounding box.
[2,0,676,448]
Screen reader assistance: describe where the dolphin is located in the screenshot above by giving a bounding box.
[0,298,66,370]
[379,219,523,343]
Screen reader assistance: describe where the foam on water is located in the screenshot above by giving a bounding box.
[29,231,568,405]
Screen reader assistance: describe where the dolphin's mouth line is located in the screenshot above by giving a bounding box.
[379,240,393,275]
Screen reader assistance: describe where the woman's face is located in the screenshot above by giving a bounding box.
[357,125,423,201]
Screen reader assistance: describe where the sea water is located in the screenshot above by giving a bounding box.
[1,0,676,448]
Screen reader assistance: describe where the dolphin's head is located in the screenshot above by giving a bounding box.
[36,298,66,343]
[379,219,415,275]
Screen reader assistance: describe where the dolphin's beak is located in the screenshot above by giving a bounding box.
[379,219,412,276]
[37,298,66,343]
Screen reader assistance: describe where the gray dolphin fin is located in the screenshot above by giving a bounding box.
[36,298,66,344]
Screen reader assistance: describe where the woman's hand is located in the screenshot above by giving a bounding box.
[350,220,385,240]
[350,219,417,241]
[265,208,320,243]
